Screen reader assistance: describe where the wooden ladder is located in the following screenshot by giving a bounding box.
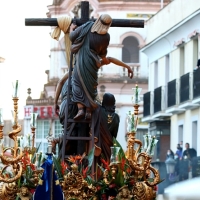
[61,53,95,172]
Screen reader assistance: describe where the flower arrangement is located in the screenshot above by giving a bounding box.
[15,142,45,199]
[50,137,161,200]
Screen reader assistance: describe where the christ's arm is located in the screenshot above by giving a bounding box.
[100,56,134,79]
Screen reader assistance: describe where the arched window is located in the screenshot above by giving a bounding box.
[122,36,139,63]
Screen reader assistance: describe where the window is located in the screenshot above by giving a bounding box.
[44,121,50,138]
[35,120,62,155]
[36,120,50,154]
[43,143,49,153]
[54,120,63,138]
[178,125,183,143]
[192,121,197,150]
[122,36,139,63]
[37,121,44,139]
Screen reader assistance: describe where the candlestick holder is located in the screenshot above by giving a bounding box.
[31,126,36,150]
[0,94,23,187]
[12,80,20,99]
[125,85,160,199]
[0,82,40,199]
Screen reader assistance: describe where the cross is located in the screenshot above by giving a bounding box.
[25,1,144,28]
[25,1,144,161]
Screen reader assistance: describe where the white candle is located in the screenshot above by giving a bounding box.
[27,134,31,147]
[13,80,19,98]
[135,84,138,104]
[30,112,38,127]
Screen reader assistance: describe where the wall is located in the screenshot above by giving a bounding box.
[145,0,200,44]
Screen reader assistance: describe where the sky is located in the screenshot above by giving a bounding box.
[0,0,53,119]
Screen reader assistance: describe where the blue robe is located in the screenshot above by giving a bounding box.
[33,155,64,200]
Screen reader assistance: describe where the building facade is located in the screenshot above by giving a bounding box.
[141,0,200,161]
[24,0,171,153]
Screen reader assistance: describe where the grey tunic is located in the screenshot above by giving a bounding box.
[70,21,110,110]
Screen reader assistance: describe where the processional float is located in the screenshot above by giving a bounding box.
[0,82,161,200]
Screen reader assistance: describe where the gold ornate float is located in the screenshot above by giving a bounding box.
[0,83,161,200]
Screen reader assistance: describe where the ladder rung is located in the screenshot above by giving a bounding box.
[66,136,92,141]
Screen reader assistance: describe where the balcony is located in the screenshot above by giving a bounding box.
[26,97,61,106]
[193,67,200,104]
[98,63,148,78]
[98,63,148,83]
[142,68,200,122]
[143,86,171,122]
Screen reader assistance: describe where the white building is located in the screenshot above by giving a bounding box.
[24,0,170,153]
[141,0,200,161]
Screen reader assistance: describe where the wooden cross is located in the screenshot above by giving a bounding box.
[25,1,144,28]
[25,1,144,161]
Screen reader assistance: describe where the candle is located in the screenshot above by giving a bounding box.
[146,135,158,156]
[127,111,136,132]
[0,108,3,125]
[13,80,19,97]
[110,146,120,164]
[33,113,35,127]
[30,112,38,127]
[132,85,142,104]
[135,84,138,104]
[131,112,135,131]
[27,134,31,147]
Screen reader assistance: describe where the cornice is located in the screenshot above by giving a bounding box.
[98,76,148,84]
[96,2,163,12]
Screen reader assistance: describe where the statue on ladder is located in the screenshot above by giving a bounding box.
[53,13,134,160]
[69,14,133,120]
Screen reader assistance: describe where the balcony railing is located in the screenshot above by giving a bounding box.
[180,72,190,103]
[154,87,162,113]
[143,92,151,117]
[193,68,200,99]
[98,63,148,79]
[167,79,176,107]
[142,70,200,120]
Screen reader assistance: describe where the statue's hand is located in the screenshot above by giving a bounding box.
[128,68,134,79]
[55,104,60,116]
[70,23,77,32]
[101,57,110,65]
